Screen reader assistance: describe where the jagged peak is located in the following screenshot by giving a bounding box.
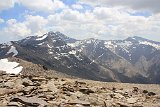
[20,31,65,42]
[47,31,76,41]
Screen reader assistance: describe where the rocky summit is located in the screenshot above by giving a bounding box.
[0,72,160,107]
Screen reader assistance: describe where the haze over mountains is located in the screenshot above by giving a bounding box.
[0,31,160,84]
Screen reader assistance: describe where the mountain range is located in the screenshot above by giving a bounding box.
[0,31,160,84]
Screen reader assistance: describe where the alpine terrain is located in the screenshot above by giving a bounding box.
[0,31,160,107]
[0,31,160,84]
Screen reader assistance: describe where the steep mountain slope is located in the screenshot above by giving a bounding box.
[147,50,160,83]
[111,36,160,64]
[67,39,148,83]
[0,32,113,81]
[105,36,160,82]
[67,36,160,84]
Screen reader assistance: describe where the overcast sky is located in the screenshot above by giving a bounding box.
[0,0,160,43]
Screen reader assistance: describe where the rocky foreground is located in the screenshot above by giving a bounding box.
[0,72,160,107]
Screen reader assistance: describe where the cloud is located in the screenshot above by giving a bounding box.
[46,7,160,41]
[0,1,160,43]
[0,0,15,11]
[0,18,4,23]
[18,0,67,12]
[72,4,83,10]
[46,9,99,39]
[0,0,67,13]
[79,0,160,13]
[5,19,31,37]
[0,15,48,43]
[0,19,31,43]
[24,15,48,35]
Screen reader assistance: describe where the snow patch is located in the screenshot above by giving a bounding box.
[0,59,23,74]
[54,56,60,60]
[1,42,12,48]
[86,40,91,44]
[68,43,76,47]
[67,66,72,68]
[49,51,53,54]
[52,39,56,42]
[75,55,83,61]
[37,42,44,45]
[47,44,52,48]
[104,41,117,52]
[90,60,95,64]
[1,45,7,48]
[36,34,48,41]
[3,42,12,46]
[116,41,132,53]
[97,53,104,59]
[131,37,136,40]
[6,46,18,57]
[69,50,76,55]
[117,41,132,47]
[139,41,160,49]
[67,41,82,48]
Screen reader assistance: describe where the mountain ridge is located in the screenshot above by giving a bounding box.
[0,31,160,84]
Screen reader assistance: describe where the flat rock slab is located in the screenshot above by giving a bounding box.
[11,96,48,106]
[0,88,22,96]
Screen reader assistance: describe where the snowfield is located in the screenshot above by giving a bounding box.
[0,59,23,74]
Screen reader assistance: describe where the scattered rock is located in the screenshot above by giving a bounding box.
[112,87,116,92]
[4,81,15,89]
[113,93,125,99]
[148,92,156,96]
[7,102,21,106]
[127,98,138,104]
[31,77,46,82]
[143,90,148,94]
[61,86,74,92]
[117,102,129,107]
[75,81,86,85]
[133,87,139,92]
[9,74,18,77]
[22,78,33,86]
[40,81,57,93]
[0,71,7,76]
[67,100,90,106]
[0,74,159,107]
[23,86,36,95]
[79,88,94,94]
[42,65,48,70]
